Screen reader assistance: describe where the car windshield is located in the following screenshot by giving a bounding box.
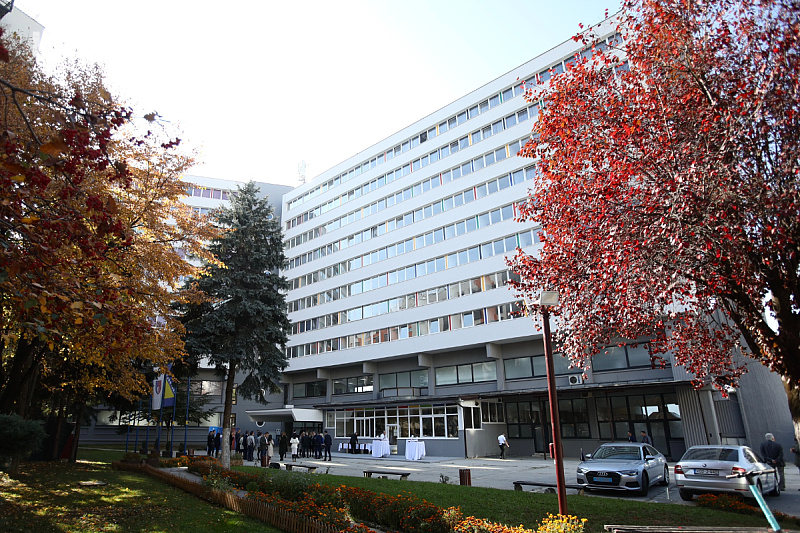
[592,446,642,460]
[682,447,739,462]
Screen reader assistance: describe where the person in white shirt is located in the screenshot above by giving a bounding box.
[498,433,509,459]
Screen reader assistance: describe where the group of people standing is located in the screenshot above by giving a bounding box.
[225,428,333,464]
[287,430,333,461]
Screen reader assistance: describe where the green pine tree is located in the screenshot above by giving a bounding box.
[181,181,291,467]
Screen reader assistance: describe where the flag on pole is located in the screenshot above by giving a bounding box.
[152,374,176,410]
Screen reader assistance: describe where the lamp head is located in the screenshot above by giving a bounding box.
[537,290,560,307]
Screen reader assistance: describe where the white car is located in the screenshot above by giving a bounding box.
[674,445,780,501]
[577,442,669,496]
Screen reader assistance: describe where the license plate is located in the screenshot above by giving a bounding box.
[593,477,613,483]
[695,469,718,475]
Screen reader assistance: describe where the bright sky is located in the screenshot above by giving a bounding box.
[14,0,617,188]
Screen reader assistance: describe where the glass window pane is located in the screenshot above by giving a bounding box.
[435,366,457,386]
[472,361,496,382]
[505,357,533,379]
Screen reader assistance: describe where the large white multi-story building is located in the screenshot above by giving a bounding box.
[248,16,793,460]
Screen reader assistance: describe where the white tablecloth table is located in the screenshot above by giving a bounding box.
[405,440,426,460]
[372,439,391,457]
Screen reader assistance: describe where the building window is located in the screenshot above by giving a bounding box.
[480,401,504,423]
[435,361,497,386]
[190,380,223,401]
[592,343,657,371]
[292,381,327,398]
[331,404,457,439]
[378,370,427,391]
[333,375,374,395]
[558,398,590,438]
[463,406,482,429]
[504,401,541,439]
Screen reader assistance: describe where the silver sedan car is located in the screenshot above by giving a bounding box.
[576,442,669,496]
[674,445,780,501]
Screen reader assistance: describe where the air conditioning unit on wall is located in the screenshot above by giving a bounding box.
[568,375,584,386]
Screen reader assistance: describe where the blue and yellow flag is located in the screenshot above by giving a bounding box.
[152,374,176,410]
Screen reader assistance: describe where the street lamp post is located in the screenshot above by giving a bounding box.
[538,290,568,516]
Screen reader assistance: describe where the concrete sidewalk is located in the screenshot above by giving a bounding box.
[264,451,800,517]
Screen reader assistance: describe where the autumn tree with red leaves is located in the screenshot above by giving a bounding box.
[0,30,219,442]
[509,0,800,390]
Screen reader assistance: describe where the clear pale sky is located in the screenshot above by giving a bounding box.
[14,0,617,188]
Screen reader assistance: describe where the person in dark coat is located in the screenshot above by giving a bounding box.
[761,432,786,490]
[279,432,289,461]
[349,431,359,454]
[313,431,323,459]
[214,430,222,458]
[207,430,215,456]
[323,430,333,461]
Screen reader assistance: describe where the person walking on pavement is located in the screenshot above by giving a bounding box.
[640,430,653,445]
[761,432,786,490]
[498,433,509,459]
[627,431,636,442]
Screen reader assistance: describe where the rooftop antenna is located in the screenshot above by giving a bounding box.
[297,161,307,185]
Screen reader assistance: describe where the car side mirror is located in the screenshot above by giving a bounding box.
[584,453,592,459]
[645,455,655,461]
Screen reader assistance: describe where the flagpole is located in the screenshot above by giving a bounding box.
[125,405,131,453]
[183,377,191,455]
[144,392,152,453]
[156,374,166,454]
[134,397,142,453]
[169,381,177,456]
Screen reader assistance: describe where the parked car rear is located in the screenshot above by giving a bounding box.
[674,445,780,501]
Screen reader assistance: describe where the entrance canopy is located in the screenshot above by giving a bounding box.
[245,407,323,423]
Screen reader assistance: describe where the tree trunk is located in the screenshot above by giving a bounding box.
[0,337,42,416]
[50,394,67,461]
[220,360,237,469]
[69,402,84,463]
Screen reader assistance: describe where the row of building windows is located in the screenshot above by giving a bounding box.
[185,186,231,201]
[289,162,535,285]
[286,301,527,359]
[287,227,539,315]
[287,158,536,276]
[505,391,679,441]
[285,101,537,236]
[291,270,513,335]
[289,187,527,292]
[327,405,460,439]
[285,33,622,214]
[286,80,530,215]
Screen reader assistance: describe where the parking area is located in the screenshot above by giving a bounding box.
[295,451,800,516]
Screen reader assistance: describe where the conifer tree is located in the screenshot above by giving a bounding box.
[182,181,291,467]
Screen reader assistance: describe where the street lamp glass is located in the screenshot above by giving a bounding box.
[538,291,560,307]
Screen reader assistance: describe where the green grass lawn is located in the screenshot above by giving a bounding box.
[0,453,281,533]
[0,447,783,533]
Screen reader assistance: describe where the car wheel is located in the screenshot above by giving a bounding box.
[679,489,693,501]
[756,480,763,497]
[769,475,780,497]
[659,466,669,486]
[639,471,649,496]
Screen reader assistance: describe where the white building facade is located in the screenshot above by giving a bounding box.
[260,17,793,460]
